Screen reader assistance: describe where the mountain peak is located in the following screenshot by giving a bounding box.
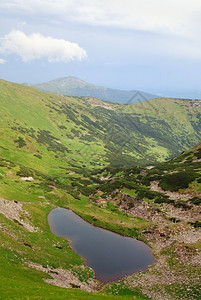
[48,76,91,88]
[26,76,158,104]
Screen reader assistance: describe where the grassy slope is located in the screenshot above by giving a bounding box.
[0,79,201,299]
[1,79,201,172]
[0,80,151,298]
[0,155,150,299]
[154,141,201,194]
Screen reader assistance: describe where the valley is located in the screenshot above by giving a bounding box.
[1,79,201,171]
[0,79,200,299]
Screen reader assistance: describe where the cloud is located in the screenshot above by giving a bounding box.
[0,58,6,64]
[0,30,87,62]
[1,0,201,40]
[1,1,201,62]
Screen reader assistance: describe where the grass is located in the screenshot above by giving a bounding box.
[0,80,201,299]
[164,283,201,300]
[0,155,151,298]
[67,196,149,240]
[104,282,150,298]
[0,252,142,299]
[1,79,201,172]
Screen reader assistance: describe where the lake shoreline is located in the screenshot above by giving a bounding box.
[48,206,156,283]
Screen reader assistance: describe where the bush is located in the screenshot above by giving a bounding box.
[159,171,197,191]
[194,221,201,228]
[155,197,174,204]
[137,188,161,200]
[14,137,26,148]
[195,148,201,159]
[190,197,201,205]
[16,166,33,177]
[174,201,191,210]
[189,221,201,228]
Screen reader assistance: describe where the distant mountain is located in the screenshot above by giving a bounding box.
[25,76,158,103]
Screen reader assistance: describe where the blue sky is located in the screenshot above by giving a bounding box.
[1,0,201,97]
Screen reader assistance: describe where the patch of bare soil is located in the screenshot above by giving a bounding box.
[124,220,201,300]
[125,255,190,300]
[86,97,115,111]
[150,180,201,201]
[162,203,200,223]
[26,261,98,292]
[176,229,201,245]
[119,197,167,225]
[125,238,201,300]
[0,197,38,232]
[115,191,201,300]
[20,176,34,181]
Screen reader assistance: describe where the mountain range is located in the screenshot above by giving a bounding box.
[1,79,201,172]
[25,76,158,103]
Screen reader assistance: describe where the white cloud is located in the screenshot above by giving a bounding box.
[1,0,201,40]
[0,58,6,64]
[1,1,201,61]
[0,30,87,63]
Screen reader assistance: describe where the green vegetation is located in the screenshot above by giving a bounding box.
[104,282,150,298]
[1,79,201,173]
[0,80,200,299]
[159,171,198,191]
[0,253,137,299]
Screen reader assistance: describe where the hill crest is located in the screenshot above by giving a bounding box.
[25,76,158,103]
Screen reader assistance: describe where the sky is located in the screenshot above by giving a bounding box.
[0,0,201,97]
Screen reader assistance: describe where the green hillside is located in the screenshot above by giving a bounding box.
[0,79,200,299]
[1,79,201,174]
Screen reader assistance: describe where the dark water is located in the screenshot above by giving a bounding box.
[48,207,155,282]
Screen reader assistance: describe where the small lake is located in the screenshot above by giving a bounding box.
[48,207,155,283]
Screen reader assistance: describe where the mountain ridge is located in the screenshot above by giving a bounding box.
[1,79,201,171]
[25,76,158,103]
[1,81,201,172]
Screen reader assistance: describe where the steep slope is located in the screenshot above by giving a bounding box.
[26,76,158,103]
[0,80,200,299]
[1,80,201,174]
[0,125,200,299]
[96,142,201,206]
[88,143,201,299]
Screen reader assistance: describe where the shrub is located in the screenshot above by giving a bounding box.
[16,166,33,177]
[174,201,191,210]
[190,197,201,205]
[195,148,201,159]
[137,188,161,200]
[14,137,26,148]
[34,154,42,159]
[155,197,174,204]
[189,221,201,228]
[194,221,201,228]
[159,171,197,191]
